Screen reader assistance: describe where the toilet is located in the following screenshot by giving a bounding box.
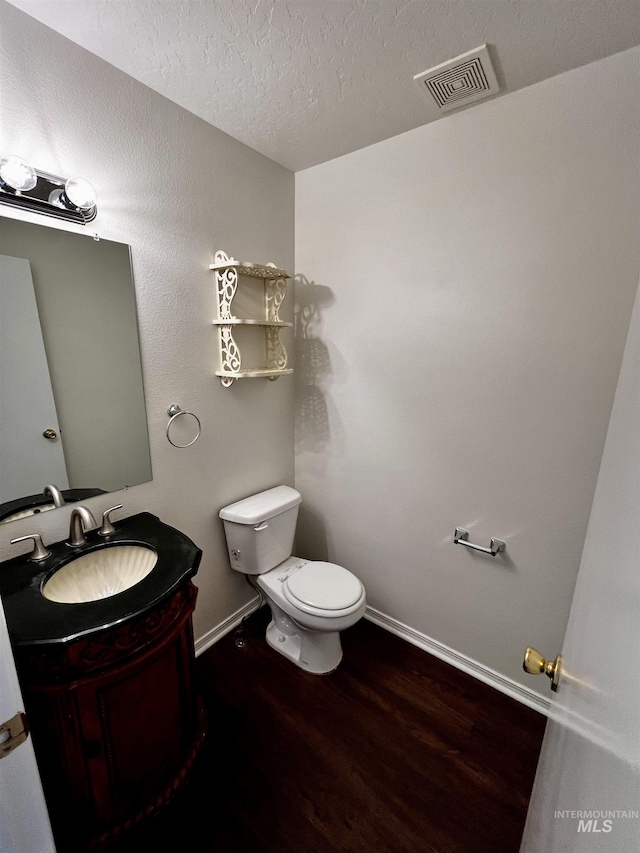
[219,485,366,674]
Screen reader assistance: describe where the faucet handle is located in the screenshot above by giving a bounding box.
[98,505,124,537]
[10,534,51,562]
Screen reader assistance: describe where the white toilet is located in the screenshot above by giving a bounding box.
[219,485,366,674]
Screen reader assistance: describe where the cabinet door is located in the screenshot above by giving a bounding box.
[77,616,197,823]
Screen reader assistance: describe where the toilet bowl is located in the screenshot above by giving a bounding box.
[219,486,366,674]
[257,556,366,673]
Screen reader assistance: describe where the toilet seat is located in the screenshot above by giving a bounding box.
[283,561,365,618]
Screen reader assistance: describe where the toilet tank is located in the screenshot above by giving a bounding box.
[219,486,302,574]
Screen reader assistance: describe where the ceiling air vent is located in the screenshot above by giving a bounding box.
[414,45,500,114]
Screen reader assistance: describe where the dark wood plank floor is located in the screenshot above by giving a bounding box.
[108,608,546,853]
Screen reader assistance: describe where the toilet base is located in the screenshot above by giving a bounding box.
[265,619,342,674]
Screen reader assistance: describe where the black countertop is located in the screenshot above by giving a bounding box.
[0,512,202,647]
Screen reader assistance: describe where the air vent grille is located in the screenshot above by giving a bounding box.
[414,45,500,114]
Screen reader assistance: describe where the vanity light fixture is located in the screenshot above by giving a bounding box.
[0,155,97,223]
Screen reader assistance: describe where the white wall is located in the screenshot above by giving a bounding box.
[295,47,640,697]
[0,1,295,641]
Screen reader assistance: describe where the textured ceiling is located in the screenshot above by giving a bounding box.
[7,0,640,171]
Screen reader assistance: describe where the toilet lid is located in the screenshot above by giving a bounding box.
[284,562,364,611]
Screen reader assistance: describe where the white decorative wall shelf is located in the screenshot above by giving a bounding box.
[210,249,293,387]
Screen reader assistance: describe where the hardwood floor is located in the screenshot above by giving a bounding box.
[106,608,546,853]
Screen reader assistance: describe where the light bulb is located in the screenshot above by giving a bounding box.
[0,155,37,193]
[47,187,65,207]
[63,176,97,211]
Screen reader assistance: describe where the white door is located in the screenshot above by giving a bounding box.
[0,254,69,504]
[520,282,640,851]
[0,598,56,853]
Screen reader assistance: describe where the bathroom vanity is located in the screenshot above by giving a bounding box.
[0,512,204,852]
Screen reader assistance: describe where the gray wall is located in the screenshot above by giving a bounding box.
[294,47,640,697]
[0,1,295,641]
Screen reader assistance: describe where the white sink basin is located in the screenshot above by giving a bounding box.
[42,545,158,604]
[0,503,57,524]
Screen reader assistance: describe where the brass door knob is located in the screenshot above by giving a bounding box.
[523,647,562,692]
[42,429,58,440]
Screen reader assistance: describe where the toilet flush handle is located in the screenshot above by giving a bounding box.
[254,523,269,531]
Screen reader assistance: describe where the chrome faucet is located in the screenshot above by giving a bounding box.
[67,506,97,547]
[43,484,65,508]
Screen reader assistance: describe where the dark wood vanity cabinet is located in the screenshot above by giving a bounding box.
[14,581,205,852]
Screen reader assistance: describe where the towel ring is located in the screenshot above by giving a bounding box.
[166,404,201,448]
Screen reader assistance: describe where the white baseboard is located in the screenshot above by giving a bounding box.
[194,596,262,657]
[194,599,551,716]
[365,606,551,716]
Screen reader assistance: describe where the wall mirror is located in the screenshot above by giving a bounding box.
[0,217,152,524]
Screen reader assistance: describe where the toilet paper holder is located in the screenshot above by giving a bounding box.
[454,527,505,556]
